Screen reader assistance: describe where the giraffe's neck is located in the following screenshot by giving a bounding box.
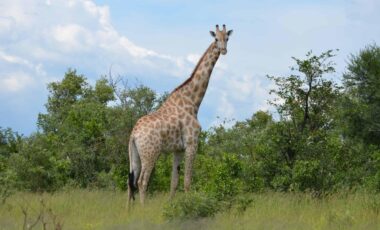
[165,42,220,115]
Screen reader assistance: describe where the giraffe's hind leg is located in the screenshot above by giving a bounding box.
[137,150,160,205]
[170,152,183,199]
[138,164,155,205]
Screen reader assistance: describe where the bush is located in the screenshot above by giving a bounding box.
[109,165,129,191]
[291,160,322,192]
[231,195,254,215]
[364,150,380,191]
[7,134,70,191]
[163,192,219,220]
[194,153,244,200]
[270,165,292,191]
[148,154,173,193]
[0,165,16,204]
[211,153,244,199]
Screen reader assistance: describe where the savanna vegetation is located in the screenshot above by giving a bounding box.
[1,44,380,229]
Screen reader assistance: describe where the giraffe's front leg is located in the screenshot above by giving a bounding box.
[184,145,197,192]
[170,152,183,198]
[182,118,201,192]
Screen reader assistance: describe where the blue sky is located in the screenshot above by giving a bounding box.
[0,0,379,135]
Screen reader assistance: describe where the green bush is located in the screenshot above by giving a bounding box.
[270,166,292,191]
[148,154,173,193]
[0,164,16,204]
[7,134,70,191]
[109,165,129,191]
[163,192,219,220]
[232,195,254,215]
[241,161,265,192]
[364,150,380,191]
[291,160,322,192]
[194,153,244,199]
[211,153,244,199]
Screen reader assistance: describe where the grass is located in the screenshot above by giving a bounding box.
[1,190,380,229]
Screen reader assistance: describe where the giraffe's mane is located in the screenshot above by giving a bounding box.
[171,43,215,93]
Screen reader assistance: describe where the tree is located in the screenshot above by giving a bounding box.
[342,44,380,146]
[35,70,115,187]
[268,50,338,132]
[33,69,171,189]
[267,50,340,163]
[0,127,21,201]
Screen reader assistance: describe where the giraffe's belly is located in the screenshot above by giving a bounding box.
[160,122,185,153]
[132,111,185,153]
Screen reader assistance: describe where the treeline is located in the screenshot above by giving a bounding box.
[1,45,380,199]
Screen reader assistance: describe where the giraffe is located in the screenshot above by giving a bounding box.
[128,25,233,205]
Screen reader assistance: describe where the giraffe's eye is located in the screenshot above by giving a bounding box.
[226,38,229,41]
[215,38,218,42]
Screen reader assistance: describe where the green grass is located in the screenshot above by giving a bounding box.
[1,190,380,229]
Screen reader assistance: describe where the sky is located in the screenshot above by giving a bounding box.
[0,0,380,135]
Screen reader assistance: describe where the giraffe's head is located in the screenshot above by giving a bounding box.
[210,24,233,55]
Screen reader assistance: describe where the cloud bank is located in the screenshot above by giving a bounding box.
[1,0,380,134]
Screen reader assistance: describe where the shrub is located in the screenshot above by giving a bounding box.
[232,195,254,215]
[0,166,16,204]
[291,160,322,192]
[7,134,71,191]
[163,192,219,220]
[213,154,243,199]
[148,154,173,193]
[270,166,292,191]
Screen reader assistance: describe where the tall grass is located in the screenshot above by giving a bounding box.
[0,190,379,229]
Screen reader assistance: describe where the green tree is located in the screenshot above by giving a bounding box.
[267,50,339,163]
[33,69,170,189]
[342,44,380,146]
[7,133,70,191]
[38,69,89,133]
[265,50,342,192]
[0,127,21,201]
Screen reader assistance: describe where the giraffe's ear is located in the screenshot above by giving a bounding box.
[210,31,216,37]
[227,30,233,36]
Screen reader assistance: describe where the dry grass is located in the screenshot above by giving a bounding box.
[0,190,379,229]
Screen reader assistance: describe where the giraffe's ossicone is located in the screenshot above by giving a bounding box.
[128,25,233,205]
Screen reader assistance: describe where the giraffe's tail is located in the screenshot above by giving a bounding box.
[128,136,140,203]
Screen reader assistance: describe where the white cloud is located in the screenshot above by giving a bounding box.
[52,24,94,51]
[186,54,200,65]
[0,51,34,68]
[0,0,212,134]
[119,37,158,58]
[0,0,193,81]
[202,71,276,129]
[0,17,13,32]
[0,50,47,77]
[224,74,272,108]
[0,72,34,92]
[218,92,235,118]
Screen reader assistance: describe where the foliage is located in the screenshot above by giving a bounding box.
[163,192,219,220]
[1,70,168,191]
[0,127,20,203]
[148,154,173,193]
[267,50,339,162]
[1,45,380,197]
[342,44,380,146]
